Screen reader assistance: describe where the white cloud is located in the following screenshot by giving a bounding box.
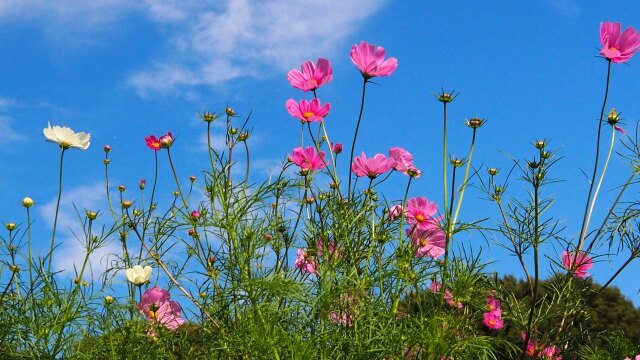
[38,182,122,279]
[127,0,387,95]
[0,115,23,144]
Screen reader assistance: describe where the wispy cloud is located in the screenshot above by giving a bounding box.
[541,0,580,15]
[127,0,387,95]
[0,98,23,144]
[38,182,121,279]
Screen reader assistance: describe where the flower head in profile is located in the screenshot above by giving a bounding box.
[285,98,331,123]
[409,226,446,259]
[294,249,318,275]
[405,197,440,229]
[600,22,640,63]
[159,131,174,148]
[288,146,327,174]
[562,250,593,278]
[389,147,421,178]
[125,265,152,285]
[145,135,162,150]
[43,123,91,150]
[387,204,404,221]
[287,58,333,92]
[351,152,396,179]
[350,41,398,79]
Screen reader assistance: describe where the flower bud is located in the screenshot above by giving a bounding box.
[121,200,133,209]
[450,157,465,167]
[189,176,196,182]
[607,108,620,125]
[534,140,546,149]
[118,185,126,192]
[188,228,198,237]
[541,151,552,159]
[202,112,218,122]
[190,210,201,220]
[331,143,343,154]
[6,222,16,231]
[139,179,146,190]
[86,210,98,220]
[229,127,238,135]
[466,117,485,129]
[10,265,19,273]
[238,132,249,141]
[225,107,236,116]
[104,159,111,165]
[104,295,114,305]
[22,197,34,208]
[103,145,111,153]
[436,91,455,103]
[488,168,499,176]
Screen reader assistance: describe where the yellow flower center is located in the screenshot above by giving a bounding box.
[420,239,428,247]
[489,319,496,325]
[149,310,157,320]
[303,111,314,119]
[416,214,425,222]
[609,46,618,51]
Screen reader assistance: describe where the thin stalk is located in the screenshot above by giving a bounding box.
[347,78,369,198]
[442,102,449,218]
[578,60,612,251]
[599,254,635,293]
[441,164,458,294]
[521,177,541,360]
[47,148,66,274]
[451,129,477,227]
[166,148,189,212]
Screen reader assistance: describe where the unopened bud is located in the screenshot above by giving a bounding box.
[534,140,546,149]
[202,112,218,122]
[22,197,34,208]
[104,295,114,305]
[189,176,196,182]
[607,108,620,125]
[5,223,16,231]
[118,185,126,192]
[488,168,499,176]
[103,145,111,153]
[466,117,485,129]
[225,107,236,116]
[121,200,133,209]
[238,132,249,141]
[104,159,111,165]
[86,210,98,220]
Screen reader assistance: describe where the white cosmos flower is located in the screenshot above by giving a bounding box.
[43,123,91,150]
[125,265,152,285]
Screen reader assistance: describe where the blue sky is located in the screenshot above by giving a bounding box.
[1,0,640,304]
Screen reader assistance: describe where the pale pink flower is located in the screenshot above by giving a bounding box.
[137,287,184,332]
[562,250,593,278]
[600,22,640,63]
[294,249,318,275]
[387,204,404,221]
[287,58,333,92]
[159,131,173,148]
[288,146,327,173]
[429,281,462,308]
[541,345,562,359]
[154,300,185,330]
[482,311,504,330]
[389,147,420,178]
[351,152,396,179]
[286,98,331,123]
[405,197,440,229]
[409,227,446,259]
[486,294,501,312]
[350,41,398,79]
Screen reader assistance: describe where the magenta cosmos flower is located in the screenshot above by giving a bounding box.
[405,197,440,229]
[288,146,327,173]
[409,226,446,259]
[389,147,421,178]
[562,250,593,278]
[350,41,398,79]
[387,204,404,221]
[600,22,640,63]
[159,131,174,148]
[351,152,396,179]
[285,98,331,123]
[482,311,504,330]
[137,286,185,331]
[287,58,333,92]
[294,249,318,275]
[145,135,162,151]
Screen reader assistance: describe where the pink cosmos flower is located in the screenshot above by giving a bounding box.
[137,287,184,332]
[288,146,327,173]
[145,135,162,151]
[409,226,446,259]
[351,152,397,179]
[350,41,398,79]
[562,250,593,278]
[287,58,333,92]
[615,125,627,135]
[139,178,146,190]
[405,197,440,229]
[294,249,318,275]
[329,310,353,326]
[482,311,504,330]
[600,22,640,63]
[486,294,501,313]
[389,147,421,178]
[429,281,462,309]
[387,204,404,221]
[190,210,201,220]
[521,332,538,357]
[316,240,338,259]
[541,345,562,360]
[159,131,174,148]
[286,98,331,123]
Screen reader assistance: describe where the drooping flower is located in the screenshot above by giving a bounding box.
[288,146,327,173]
[43,123,91,150]
[429,281,463,309]
[125,265,152,285]
[409,226,446,259]
[350,41,398,79]
[482,311,504,330]
[138,287,184,331]
[287,58,333,92]
[389,147,420,177]
[351,152,397,179]
[145,135,162,150]
[600,22,640,63]
[294,249,318,275]
[285,98,331,123]
[562,250,593,278]
[159,131,174,148]
[405,197,440,229]
[387,204,404,221]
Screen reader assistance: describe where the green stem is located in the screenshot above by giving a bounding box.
[451,129,477,228]
[166,148,189,212]
[47,148,66,274]
[347,78,368,199]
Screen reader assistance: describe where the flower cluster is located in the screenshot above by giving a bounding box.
[429,281,462,309]
[137,287,184,332]
[521,333,562,359]
[404,197,445,258]
[294,249,318,276]
[482,294,504,330]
